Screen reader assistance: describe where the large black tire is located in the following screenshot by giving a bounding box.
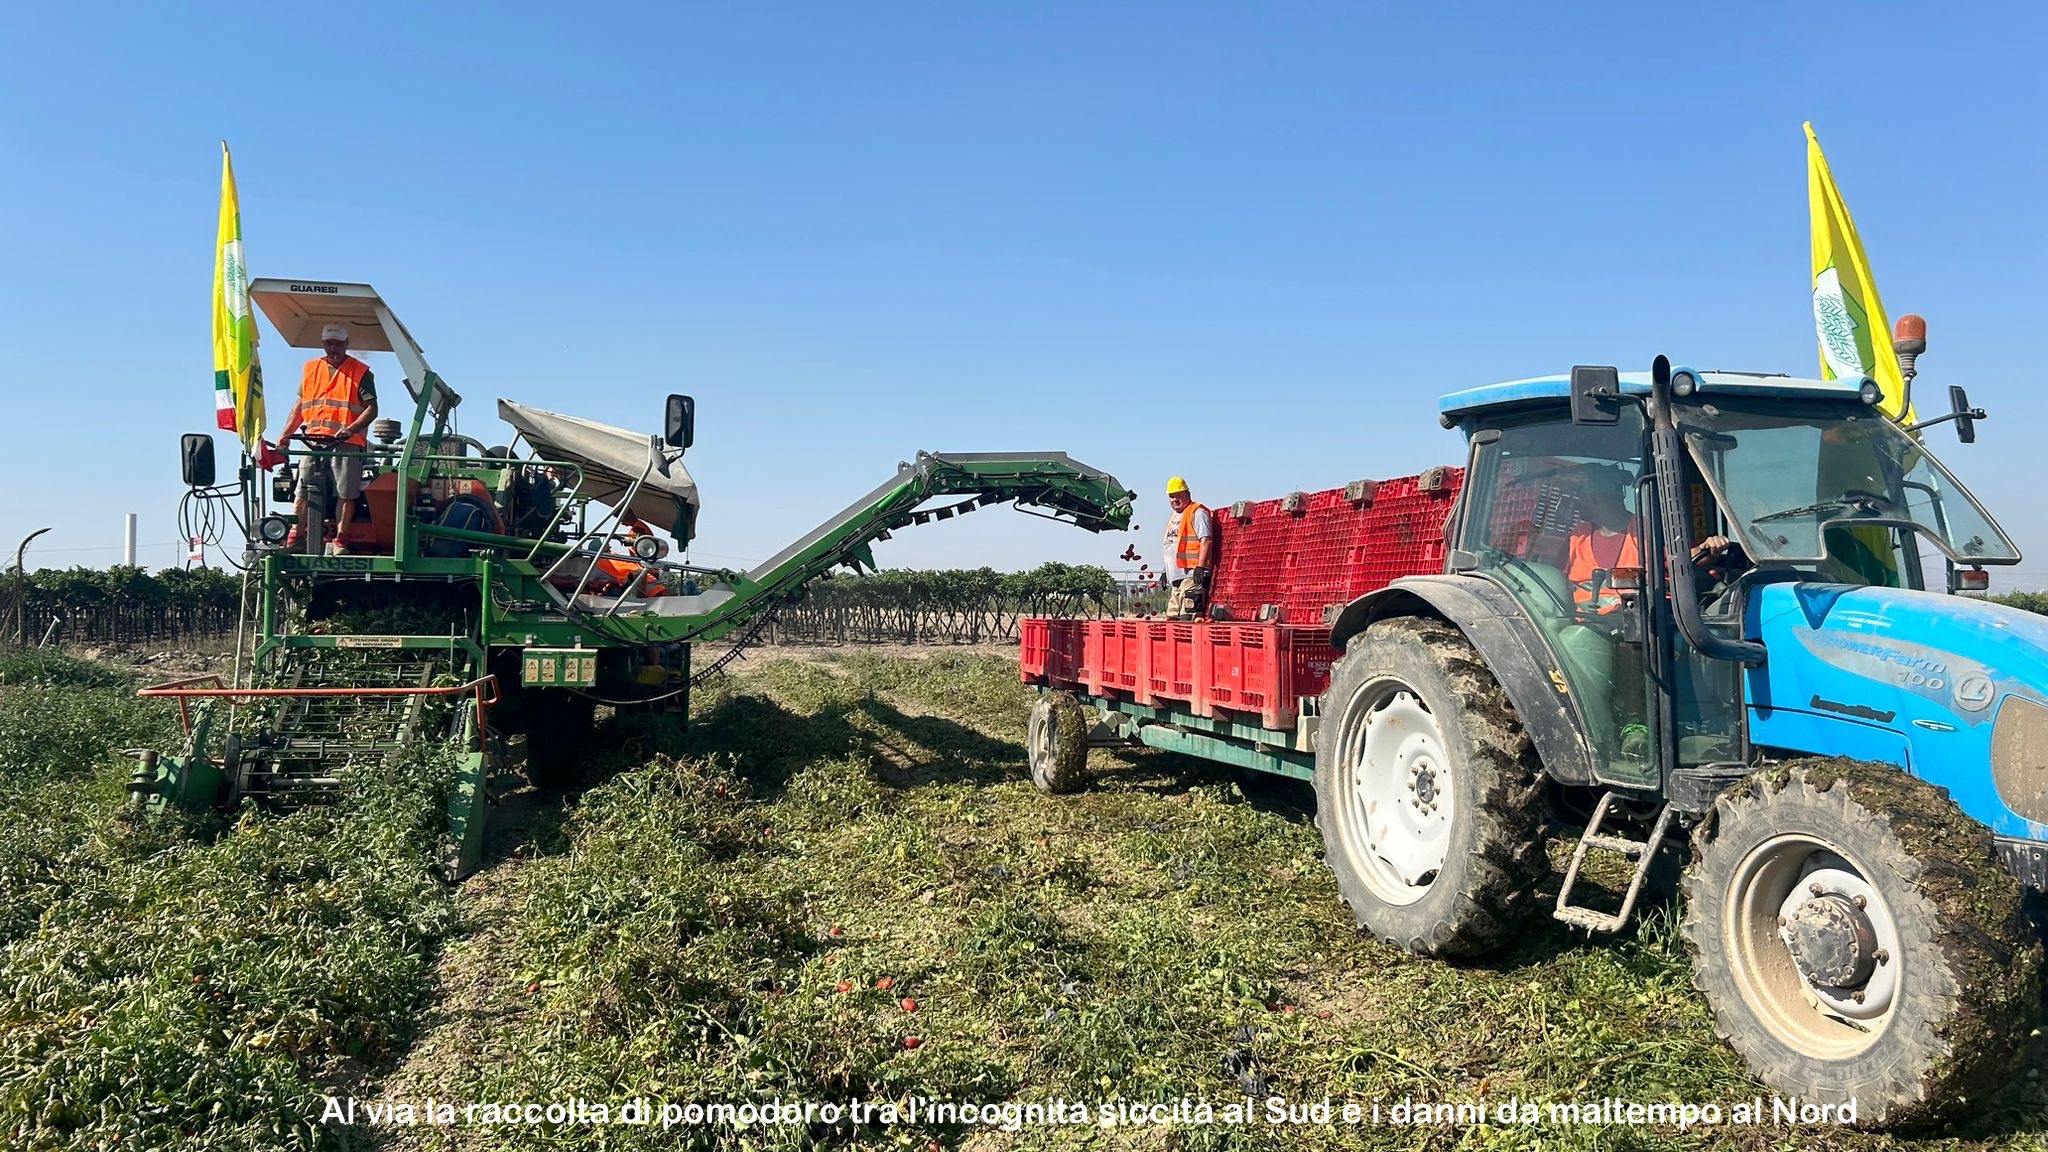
[1312,616,1549,957]
[1027,691,1090,794]
[1682,758,2042,1126]
[523,691,596,789]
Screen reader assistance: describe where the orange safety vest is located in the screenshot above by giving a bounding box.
[1567,524,1641,614]
[299,356,372,446]
[1173,502,1209,570]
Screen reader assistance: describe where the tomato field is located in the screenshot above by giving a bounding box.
[3,643,2046,1151]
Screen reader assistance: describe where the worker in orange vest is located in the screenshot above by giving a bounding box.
[1566,476,1642,617]
[1163,476,1215,620]
[1567,468,1742,616]
[277,322,379,552]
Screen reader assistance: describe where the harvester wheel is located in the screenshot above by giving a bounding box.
[1027,691,1090,794]
[1682,758,2040,1126]
[524,692,596,789]
[1313,616,1548,958]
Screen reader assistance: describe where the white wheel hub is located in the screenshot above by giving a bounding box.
[1350,689,1453,891]
[1776,859,1900,1022]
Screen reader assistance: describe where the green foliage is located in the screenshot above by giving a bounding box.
[0,749,459,1151]
[446,652,2046,1152]
[798,562,1116,616]
[0,648,137,691]
[1989,590,2048,617]
[2,565,241,612]
[3,565,244,643]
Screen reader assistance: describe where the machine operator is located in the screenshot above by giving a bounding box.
[277,322,379,550]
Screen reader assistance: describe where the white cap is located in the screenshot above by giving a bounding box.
[320,322,350,342]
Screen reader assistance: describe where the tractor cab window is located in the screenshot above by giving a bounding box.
[1456,408,1657,788]
[1679,397,2017,589]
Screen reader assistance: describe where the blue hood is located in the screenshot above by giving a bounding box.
[1746,583,2048,841]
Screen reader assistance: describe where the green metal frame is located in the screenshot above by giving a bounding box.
[1072,692,1316,781]
[195,343,1136,881]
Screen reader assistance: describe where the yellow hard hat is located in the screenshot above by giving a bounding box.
[1165,476,1189,495]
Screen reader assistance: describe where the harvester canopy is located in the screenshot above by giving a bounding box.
[497,399,701,539]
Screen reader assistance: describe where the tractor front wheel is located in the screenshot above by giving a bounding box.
[1313,616,1549,958]
[1683,758,2041,1126]
[1027,691,1089,794]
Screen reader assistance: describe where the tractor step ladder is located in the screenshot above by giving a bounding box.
[1553,791,1676,933]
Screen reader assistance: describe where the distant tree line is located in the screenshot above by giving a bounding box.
[1,567,244,647]
[6,560,2046,650]
[763,563,1126,646]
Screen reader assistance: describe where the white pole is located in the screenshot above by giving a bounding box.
[124,513,137,567]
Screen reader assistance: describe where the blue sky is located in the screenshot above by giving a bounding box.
[3,4,2045,586]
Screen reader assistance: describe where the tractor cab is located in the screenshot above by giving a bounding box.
[1436,366,2017,793]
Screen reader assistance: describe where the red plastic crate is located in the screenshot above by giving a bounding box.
[1043,619,1086,687]
[1146,622,1200,700]
[1020,618,1050,681]
[1290,630,1339,700]
[1083,619,1144,696]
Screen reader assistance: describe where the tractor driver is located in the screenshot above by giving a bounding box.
[1566,472,1642,618]
[277,323,379,550]
[1567,468,1744,617]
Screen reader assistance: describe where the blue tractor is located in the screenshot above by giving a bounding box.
[1314,357,2040,1123]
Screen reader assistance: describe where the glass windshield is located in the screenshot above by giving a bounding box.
[1679,397,2018,567]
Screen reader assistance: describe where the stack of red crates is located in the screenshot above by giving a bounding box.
[1207,467,1463,625]
[1020,466,1464,732]
[1019,618,1336,729]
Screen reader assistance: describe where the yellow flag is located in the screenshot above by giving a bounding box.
[211,143,264,455]
[1806,122,1914,425]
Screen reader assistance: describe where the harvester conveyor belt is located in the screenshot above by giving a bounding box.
[438,450,1134,650]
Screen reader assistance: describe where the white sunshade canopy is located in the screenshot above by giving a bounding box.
[498,399,700,535]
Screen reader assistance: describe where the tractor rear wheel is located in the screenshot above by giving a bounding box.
[1683,758,2041,1126]
[1313,616,1549,957]
[1027,691,1089,794]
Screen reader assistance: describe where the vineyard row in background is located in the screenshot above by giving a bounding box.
[0,563,1149,648]
[9,563,2045,649]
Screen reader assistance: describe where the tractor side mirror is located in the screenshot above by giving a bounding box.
[664,394,695,450]
[1949,385,1978,445]
[1569,365,1620,425]
[180,434,216,488]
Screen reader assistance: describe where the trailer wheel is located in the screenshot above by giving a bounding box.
[1683,758,2040,1126]
[1027,691,1089,794]
[1313,616,1548,957]
[524,691,596,789]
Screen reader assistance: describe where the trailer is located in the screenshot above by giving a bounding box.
[1020,468,1462,790]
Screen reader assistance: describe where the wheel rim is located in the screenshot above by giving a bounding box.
[1029,700,1053,781]
[1724,834,1900,1058]
[1335,679,1453,906]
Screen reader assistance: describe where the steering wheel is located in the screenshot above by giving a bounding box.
[430,434,490,458]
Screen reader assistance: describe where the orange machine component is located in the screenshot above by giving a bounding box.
[335,473,505,555]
